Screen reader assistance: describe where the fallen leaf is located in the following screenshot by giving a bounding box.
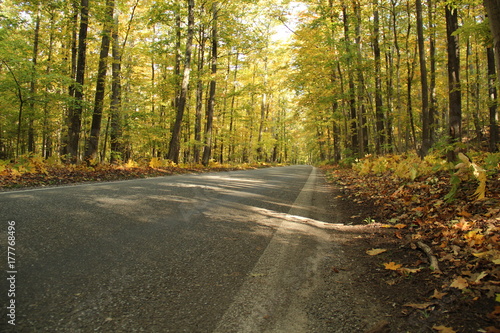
[472,271,488,283]
[366,248,387,256]
[450,276,469,290]
[431,289,447,300]
[473,250,500,264]
[404,302,433,309]
[384,262,402,271]
[496,294,500,303]
[458,210,472,217]
[432,325,456,333]
[399,267,422,274]
[250,273,266,277]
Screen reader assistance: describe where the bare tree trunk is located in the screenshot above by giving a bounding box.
[110,15,123,163]
[202,2,218,166]
[66,0,89,162]
[28,8,41,154]
[487,47,499,151]
[428,0,437,149]
[484,0,500,84]
[168,0,195,163]
[354,0,368,154]
[194,27,206,164]
[373,0,384,154]
[85,0,115,163]
[416,0,431,157]
[60,0,79,159]
[342,3,358,156]
[42,9,56,158]
[446,4,462,161]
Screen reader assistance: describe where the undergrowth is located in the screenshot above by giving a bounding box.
[0,156,278,190]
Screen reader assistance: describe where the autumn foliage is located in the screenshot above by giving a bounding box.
[0,156,274,190]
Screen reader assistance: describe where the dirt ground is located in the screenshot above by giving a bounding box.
[319,174,499,333]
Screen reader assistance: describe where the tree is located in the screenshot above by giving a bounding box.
[202,2,218,166]
[85,0,115,163]
[416,0,431,156]
[65,0,89,162]
[167,0,195,163]
[446,4,462,161]
[487,46,499,151]
[484,0,500,83]
[373,0,385,155]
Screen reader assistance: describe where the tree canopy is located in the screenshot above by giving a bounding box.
[0,0,498,164]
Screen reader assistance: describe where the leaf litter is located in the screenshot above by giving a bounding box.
[322,154,500,333]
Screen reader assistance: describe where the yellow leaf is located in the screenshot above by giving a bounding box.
[404,302,433,309]
[394,223,407,229]
[473,271,488,283]
[473,250,500,264]
[496,294,500,303]
[400,267,422,274]
[366,248,387,256]
[450,276,469,290]
[149,157,162,168]
[384,262,402,271]
[433,325,457,333]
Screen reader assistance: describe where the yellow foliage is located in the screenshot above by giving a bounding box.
[455,153,487,201]
[125,159,138,168]
[149,157,162,168]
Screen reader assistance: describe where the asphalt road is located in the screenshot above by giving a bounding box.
[0,165,339,332]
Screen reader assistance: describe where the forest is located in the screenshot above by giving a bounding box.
[0,0,499,166]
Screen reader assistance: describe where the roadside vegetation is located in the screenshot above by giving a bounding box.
[0,155,275,190]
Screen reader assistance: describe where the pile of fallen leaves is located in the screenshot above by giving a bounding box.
[323,152,500,332]
[0,156,274,190]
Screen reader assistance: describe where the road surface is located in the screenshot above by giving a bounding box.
[0,165,345,332]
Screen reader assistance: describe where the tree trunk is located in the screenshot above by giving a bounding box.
[202,2,218,166]
[60,0,79,159]
[342,3,358,156]
[42,9,56,158]
[85,0,115,163]
[446,4,462,161]
[487,47,499,152]
[194,27,206,164]
[354,0,368,155]
[416,0,431,157]
[168,0,195,163]
[28,9,41,154]
[110,15,123,163]
[66,0,89,162]
[484,0,500,84]
[428,0,437,151]
[373,0,384,155]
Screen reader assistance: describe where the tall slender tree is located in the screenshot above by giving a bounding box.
[202,2,218,166]
[65,0,89,162]
[446,4,462,161]
[416,0,431,156]
[168,0,195,163]
[484,0,500,83]
[85,0,115,163]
